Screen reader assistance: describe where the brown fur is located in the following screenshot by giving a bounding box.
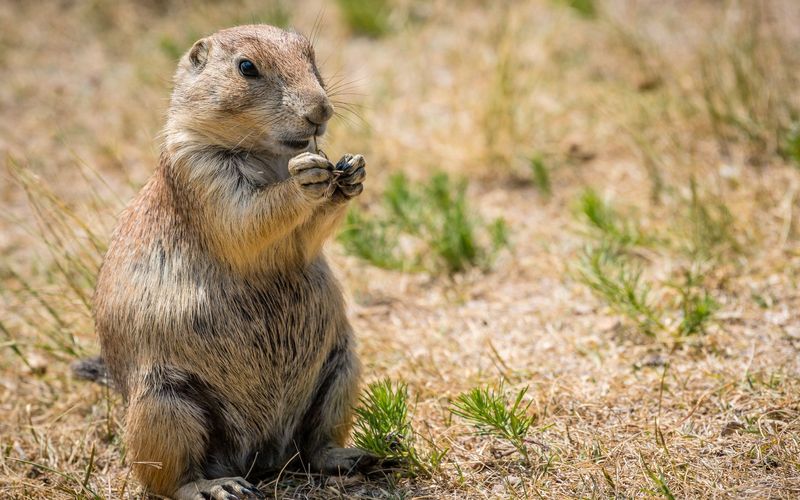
[92,25,368,499]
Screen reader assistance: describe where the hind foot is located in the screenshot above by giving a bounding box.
[312,447,377,475]
[175,477,264,500]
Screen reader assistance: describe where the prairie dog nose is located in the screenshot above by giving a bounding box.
[304,98,334,126]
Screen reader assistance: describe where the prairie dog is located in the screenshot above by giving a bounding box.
[92,25,369,499]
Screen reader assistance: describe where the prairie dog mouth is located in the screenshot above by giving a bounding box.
[281,138,311,150]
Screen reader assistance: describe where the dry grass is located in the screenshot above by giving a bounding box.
[1,0,800,498]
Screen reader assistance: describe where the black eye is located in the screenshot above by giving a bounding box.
[238,59,259,78]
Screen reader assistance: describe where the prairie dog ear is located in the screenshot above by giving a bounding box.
[188,37,211,71]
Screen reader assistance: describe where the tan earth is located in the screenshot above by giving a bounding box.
[1,1,799,498]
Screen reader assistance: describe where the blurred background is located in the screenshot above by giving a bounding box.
[1,0,799,498]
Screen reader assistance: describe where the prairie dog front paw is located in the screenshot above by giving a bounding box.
[333,154,366,199]
[288,152,335,200]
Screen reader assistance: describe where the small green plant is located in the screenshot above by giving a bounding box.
[353,379,440,476]
[0,319,35,371]
[482,8,520,168]
[557,0,598,19]
[451,385,535,462]
[672,269,719,337]
[529,155,551,196]
[158,35,184,60]
[685,178,738,259]
[424,174,479,272]
[696,3,799,162]
[641,456,677,500]
[339,209,405,270]
[488,218,510,253]
[3,158,111,360]
[353,379,414,461]
[573,183,723,340]
[336,0,390,38]
[383,173,422,232]
[578,189,648,247]
[577,246,718,339]
[782,121,800,168]
[260,1,291,28]
[338,172,509,274]
[228,1,293,28]
[577,245,664,336]
[158,2,290,62]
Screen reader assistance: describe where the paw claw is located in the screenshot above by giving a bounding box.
[335,154,365,176]
[289,160,334,200]
[288,152,334,174]
[338,166,366,186]
[177,477,262,500]
[330,153,366,200]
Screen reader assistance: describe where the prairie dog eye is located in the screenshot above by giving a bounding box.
[238,59,259,78]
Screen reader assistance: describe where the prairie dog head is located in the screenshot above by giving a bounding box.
[166,25,332,156]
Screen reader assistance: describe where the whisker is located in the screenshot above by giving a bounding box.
[332,113,357,129]
[310,6,325,47]
[336,106,367,121]
[231,125,259,151]
[324,74,367,95]
[326,78,366,94]
[331,101,371,114]
[333,109,367,128]
[327,90,367,99]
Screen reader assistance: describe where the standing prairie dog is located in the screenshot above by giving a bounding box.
[92,25,369,499]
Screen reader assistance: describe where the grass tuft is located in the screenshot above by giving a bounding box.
[641,457,677,500]
[577,245,663,337]
[353,379,413,460]
[482,8,521,169]
[383,172,422,233]
[577,189,648,247]
[339,209,405,271]
[685,178,739,260]
[697,2,799,162]
[557,0,598,19]
[336,0,390,38]
[574,182,725,341]
[353,379,440,476]
[782,121,800,168]
[339,172,509,274]
[451,385,535,462]
[672,269,719,337]
[2,157,110,360]
[158,35,183,60]
[529,155,552,196]
[424,174,478,272]
[577,245,718,339]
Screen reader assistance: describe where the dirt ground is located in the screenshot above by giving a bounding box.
[1,0,799,498]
